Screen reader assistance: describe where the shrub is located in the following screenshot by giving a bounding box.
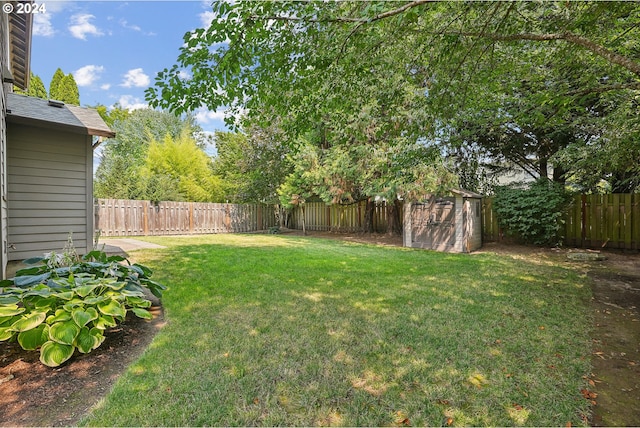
[493,179,573,246]
[0,250,166,367]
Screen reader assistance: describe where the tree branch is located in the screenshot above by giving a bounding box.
[566,81,640,96]
[251,0,434,24]
[457,31,640,77]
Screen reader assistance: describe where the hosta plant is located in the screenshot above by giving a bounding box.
[0,251,166,367]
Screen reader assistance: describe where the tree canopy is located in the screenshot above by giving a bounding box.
[49,68,80,105]
[147,1,640,194]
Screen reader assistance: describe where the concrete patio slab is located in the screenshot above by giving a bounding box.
[98,238,166,256]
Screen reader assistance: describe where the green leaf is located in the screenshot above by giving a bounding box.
[74,327,99,353]
[53,291,75,300]
[0,315,16,327]
[39,341,74,367]
[93,315,117,330]
[31,296,58,310]
[22,256,45,265]
[49,320,80,345]
[101,280,126,291]
[0,295,20,305]
[17,324,50,350]
[131,307,153,320]
[0,304,25,317]
[89,327,106,348]
[10,312,47,332]
[126,296,152,308]
[74,283,100,298]
[0,326,14,341]
[98,300,127,318]
[46,308,72,324]
[83,295,109,305]
[14,273,51,288]
[71,307,99,328]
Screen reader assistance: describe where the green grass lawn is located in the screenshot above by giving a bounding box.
[82,234,593,426]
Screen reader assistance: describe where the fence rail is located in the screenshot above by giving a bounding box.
[95,199,276,237]
[483,193,640,250]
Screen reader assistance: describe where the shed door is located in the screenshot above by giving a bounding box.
[411,198,456,250]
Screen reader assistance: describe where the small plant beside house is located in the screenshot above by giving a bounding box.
[0,249,166,367]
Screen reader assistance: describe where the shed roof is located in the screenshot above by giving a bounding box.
[6,93,115,138]
[451,188,484,199]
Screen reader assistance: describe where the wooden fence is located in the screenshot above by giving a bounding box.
[288,200,392,233]
[483,193,640,250]
[95,199,276,237]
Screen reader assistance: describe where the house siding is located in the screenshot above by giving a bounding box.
[0,11,9,277]
[7,124,92,260]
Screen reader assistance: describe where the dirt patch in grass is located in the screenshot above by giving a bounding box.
[0,233,638,426]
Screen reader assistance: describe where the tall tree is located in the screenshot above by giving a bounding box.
[14,72,47,98]
[48,68,65,100]
[212,121,293,203]
[142,130,224,202]
[49,69,80,105]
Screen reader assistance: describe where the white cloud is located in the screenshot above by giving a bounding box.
[121,68,150,88]
[200,10,215,28]
[120,19,141,32]
[178,70,191,80]
[100,83,111,90]
[33,13,55,37]
[69,14,104,40]
[116,95,147,111]
[195,107,227,124]
[73,65,104,86]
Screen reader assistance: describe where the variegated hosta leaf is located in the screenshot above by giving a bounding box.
[131,307,153,320]
[17,324,50,350]
[102,280,126,291]
[71,307,99,328]
[74,327,99,353]
[98,300,127,319]
[89,327,105,348]
[93,315,117,330]
[10,312,47,332]
[39,341,74,367]
[46,308,72,324]
[53,291,74,301]
[49,320,80,345]
[0,304,25,317]
[0,326,14,341]
[83,295,109,305]
[0,316,16,327]
[74,283,100,298]
[126,296,152,308]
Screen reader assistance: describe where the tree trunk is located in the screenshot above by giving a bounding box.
[539,157,548,180]
[301,204,306,236]
[386,200,402,236]
[363,198,374,234]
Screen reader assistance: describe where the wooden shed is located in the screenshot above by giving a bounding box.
[5,93,115,261]
[403,189,483,253]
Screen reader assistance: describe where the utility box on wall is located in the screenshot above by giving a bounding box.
[403,189,483,253]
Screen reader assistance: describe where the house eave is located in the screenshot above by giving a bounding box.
[8,7,32,90]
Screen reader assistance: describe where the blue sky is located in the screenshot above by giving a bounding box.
[30,0,228,136]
